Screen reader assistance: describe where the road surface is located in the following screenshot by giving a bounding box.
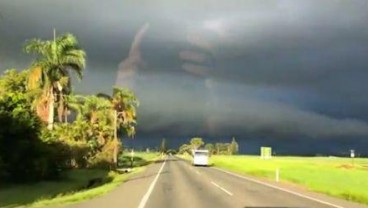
[66,156,367,208]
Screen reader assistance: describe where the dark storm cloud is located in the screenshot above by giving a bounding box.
[1,0,368,144]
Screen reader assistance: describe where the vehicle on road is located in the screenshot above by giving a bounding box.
[192,149,209,166]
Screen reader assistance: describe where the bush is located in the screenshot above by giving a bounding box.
[0,92,61,182]
[87,141,115,169]
[167,149,177,155]
[88,152,112,169]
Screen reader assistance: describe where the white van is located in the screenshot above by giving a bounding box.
[193,149,209,166]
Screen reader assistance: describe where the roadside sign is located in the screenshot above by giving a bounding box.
[261,147,272,159]
[350,149,355,158]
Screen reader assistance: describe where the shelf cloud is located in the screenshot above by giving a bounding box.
[1,0,368,150]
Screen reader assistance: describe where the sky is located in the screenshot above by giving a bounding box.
[1,0,368,154]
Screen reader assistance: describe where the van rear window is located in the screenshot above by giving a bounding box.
[195,152,208,156]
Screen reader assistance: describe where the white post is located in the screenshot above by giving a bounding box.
[276,168,280,182]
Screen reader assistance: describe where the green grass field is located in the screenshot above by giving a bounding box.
[0,152,160,208]
[119,152,162,168]
[209,155,368,204]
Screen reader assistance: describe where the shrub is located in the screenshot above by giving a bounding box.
[0,92,60,182]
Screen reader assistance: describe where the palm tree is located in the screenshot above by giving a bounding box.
[112,88,138,168]
[98,87,139,168]
[56,76,71,123]
[69,95,112,124]
[25,31,86,129]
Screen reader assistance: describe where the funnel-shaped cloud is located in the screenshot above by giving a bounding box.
[116,23,150,88]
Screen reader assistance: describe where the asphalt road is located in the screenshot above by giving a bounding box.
[66,156,368,208]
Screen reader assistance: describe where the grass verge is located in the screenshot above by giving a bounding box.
[0,152,160,208]
[29,168,145,208]
[119,152,162,168]
[209,155,368,205]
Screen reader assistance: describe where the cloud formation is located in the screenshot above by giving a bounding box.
[1,0,368,148]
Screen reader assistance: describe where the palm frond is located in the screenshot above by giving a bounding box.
[27,66,43,90]
[24,39,47,55]
[61,50,86,80]
[96,93,112,100]
[58,76,69,88]
[56,33,78,50]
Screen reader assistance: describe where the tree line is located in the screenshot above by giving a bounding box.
[0,32,138,182]
[178,137,239,155]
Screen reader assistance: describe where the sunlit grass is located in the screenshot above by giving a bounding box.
[0,152,159,208]
[28,168,145,208]
[119,152,161,168]
[210,155,368,204]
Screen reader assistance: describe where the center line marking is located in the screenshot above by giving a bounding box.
[137,158,167,208]
[211,181,233,196]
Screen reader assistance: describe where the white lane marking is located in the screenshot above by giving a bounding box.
[137,158,167,208]
[211,181,233,196]
[212,167,344,208]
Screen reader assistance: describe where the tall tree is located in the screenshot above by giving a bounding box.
[0,69,28,94]
[190,137,204,150]
[229,137,239,155]
[160,138,167,154]
[215,143,230,155]
[68,94,114,148]
[69,95,111,124]
[98,87,139,168]
[111,87,138,168]
[24,31,86,129]
[178,144,191,154]
[205,143,215,155]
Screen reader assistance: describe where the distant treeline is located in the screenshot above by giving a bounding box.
[177,137,239,155]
